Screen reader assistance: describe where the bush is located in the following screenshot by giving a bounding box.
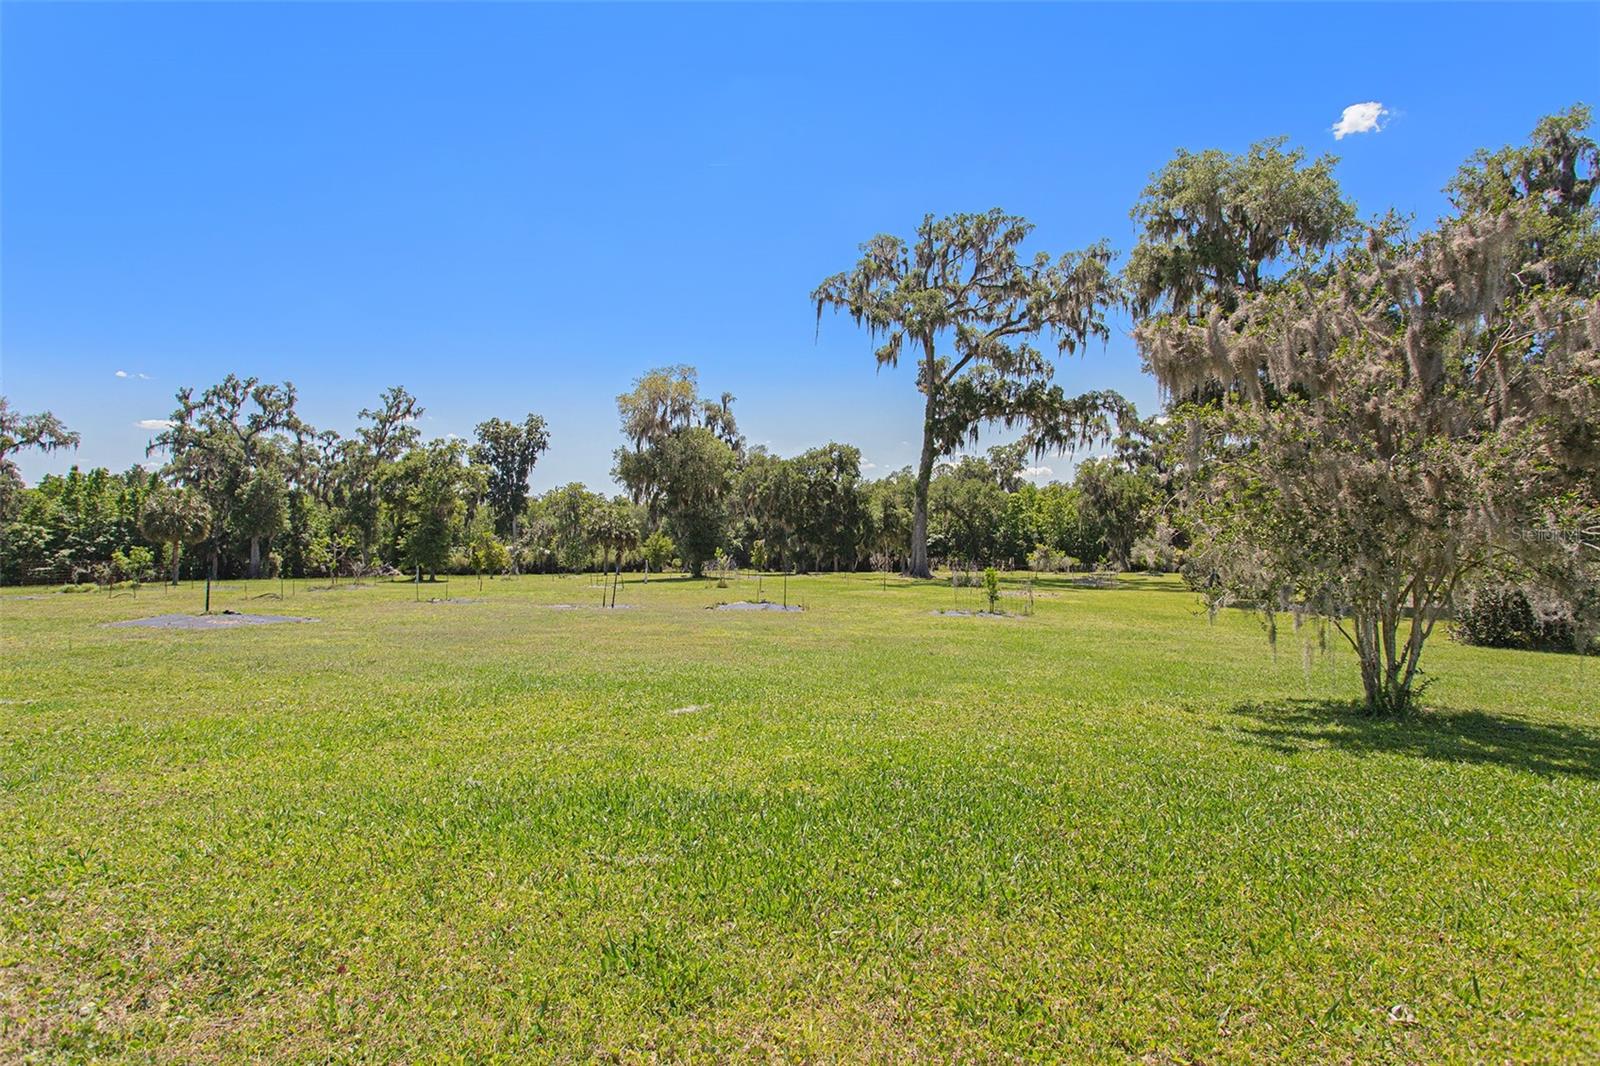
[982,567,1001,613]
[1132,519,1180,574]
[641,530,676,574]
[111,546,156,584]
[1453,580,1590,652]
[1028,544,1082,573]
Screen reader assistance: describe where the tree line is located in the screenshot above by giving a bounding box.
[3,104,1595,713]
[0,366,1169,585]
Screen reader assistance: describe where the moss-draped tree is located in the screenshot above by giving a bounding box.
[1137,108,1600,714]
[813,209,1122,578]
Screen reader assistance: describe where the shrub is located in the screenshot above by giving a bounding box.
[641,530,676,574]
[111,546,156,584]
[1453,580,1590,652]
[1029,544,1082,573]
[982,567,1001,613]
[1132,519,1180,574]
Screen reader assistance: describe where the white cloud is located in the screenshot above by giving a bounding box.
[1022,465,1054,480]
[137,372,152,380]
[135,419,174,430]
[1332,101,1388,140]
[114,369,129,378]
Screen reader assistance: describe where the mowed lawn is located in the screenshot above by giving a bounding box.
[1,572,1596,1063]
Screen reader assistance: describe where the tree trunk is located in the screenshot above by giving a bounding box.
[908,375,939,579]
[1352,605,1418,716]
[249,535,262,579]
[169,539,182,585]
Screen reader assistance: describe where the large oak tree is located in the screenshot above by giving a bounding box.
[814,209,1121,577]
[1137,108,1600,714]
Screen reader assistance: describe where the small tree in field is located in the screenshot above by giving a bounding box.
[465,509,510,589]
[111,546,155,586]
[591,497,641,605]
[641,529,675,578]
[139,488,212,585]
[982,566,1002,613]
[1139,108,1600,714]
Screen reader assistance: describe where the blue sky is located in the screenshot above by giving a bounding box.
[5,2,1598,490]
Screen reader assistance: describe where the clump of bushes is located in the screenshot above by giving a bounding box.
[1028,545,1082,573]
[1453,579,1595,653]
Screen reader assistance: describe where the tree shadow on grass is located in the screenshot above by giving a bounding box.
[1225,699,1600,781]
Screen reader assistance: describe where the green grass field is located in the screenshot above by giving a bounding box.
[2,572,1596,1062]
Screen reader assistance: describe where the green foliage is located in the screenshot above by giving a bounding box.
[146,375,306,577]
[472,414,550,536]
[533,483,605,573]
[0,396,79,520]
[336,386,424,564]
[465,507,511,578]
[814,209,1127,576]
[1138,108,1600,714]
[1447,103,1599,290]
[614,367,741,525]
[735,443,867,571]
[660,427,735,577]
[282,491,337,578]
[1453,579,1593,653]
[641,529,676,573]
[1125,137,1355,317]
[982,566,1001,612]
[382,439,482,577]
[110,545,155,584]
[0,466,158,583]
[590,496,642,574]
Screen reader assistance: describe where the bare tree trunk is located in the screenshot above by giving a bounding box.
[249,536,262,579]
[170,540,182,585]
[909,387,939,579]
[1351,599,1422,716]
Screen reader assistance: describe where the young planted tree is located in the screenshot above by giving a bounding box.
[814,210,1123,577]
[1138,109,1600,714]
[471,414,550,537]
[139,488,212,585]
[640,529,675,577]
[590,497,641,605]
[465,507,510,589]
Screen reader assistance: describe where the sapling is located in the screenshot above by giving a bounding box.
[751,540,767,602]
[983,567,1002,614]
